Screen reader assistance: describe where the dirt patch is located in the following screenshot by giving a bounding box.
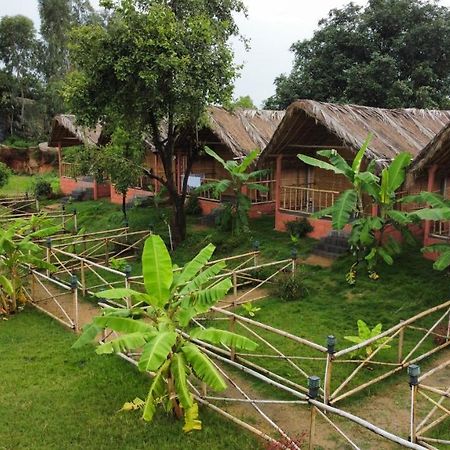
[302,254,335,268]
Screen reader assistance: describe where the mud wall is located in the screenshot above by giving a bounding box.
[0,146,58,174]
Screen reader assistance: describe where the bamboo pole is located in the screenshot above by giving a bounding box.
[416,385,450,433]
[324,353,333,405]
[417,436,450,445]
[335,300,450,358]
[410,384,417,443]
[420,385,450,398]
[315,407,360,449]
[73,284,79,332]
[308,405,317,450]
[418,358,450,382]
[398,320,405,364]
[402,307,450,364]
[211,306,327,353]
[308,399,427,450]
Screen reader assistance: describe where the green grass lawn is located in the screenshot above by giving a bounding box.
[0,174,34,195]
[0,308,259,450]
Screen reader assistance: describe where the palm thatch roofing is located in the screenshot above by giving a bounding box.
[48,114,104,148]
[260,100,450,169]
[410,123,450,177]
[198,106,286,157]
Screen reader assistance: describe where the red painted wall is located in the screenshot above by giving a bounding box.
[60,177,110,200]
[110,185,153,205]
[275,210,352,239]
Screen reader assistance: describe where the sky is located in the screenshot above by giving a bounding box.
[2,0,450,107]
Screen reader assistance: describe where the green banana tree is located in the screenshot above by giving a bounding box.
[0,220,57,314]
[298,135,414,280]
[400,192,450,270]
[74,234,258,431]
[197,147,268,235]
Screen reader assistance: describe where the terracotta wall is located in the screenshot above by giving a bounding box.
[60,176,110,200]
[0,146,58,174]
[110,185,153,205]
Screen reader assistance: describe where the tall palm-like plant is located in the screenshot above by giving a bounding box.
[74,235,257,431]
[0,219,57,314]
[198,147,268,235]
[298,136,413,279]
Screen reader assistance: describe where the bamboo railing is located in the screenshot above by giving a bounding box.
[280,185,338,214]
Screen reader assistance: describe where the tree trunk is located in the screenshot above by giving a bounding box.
[171,196,186,246]
[122,193,127,219]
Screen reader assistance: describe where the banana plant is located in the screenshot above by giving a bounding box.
[401,192,450,270]
[344,320,391,359]
[73,234,258,432]
[197,147,269,235]
[0,220,56,315]
[298,135,414,279]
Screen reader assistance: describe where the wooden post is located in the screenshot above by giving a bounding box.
[31,272,36,301]
[71,275,79,332]
[423,164,438,246]
[46,238,51,277]
[230,271,238,361]
[324,336,336,405]
[57,143,62,178]
[80,260,86,296]
[308,406,317,450]
[274,155,283,222]
[410,385,417,443]
[233,271,238,297]
[73,210,78,233]
[105,238,109,264]
[398,320,405,364]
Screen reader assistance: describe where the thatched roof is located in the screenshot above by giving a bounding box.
[410,123,450,177]
[201,107,285,157]
[48,114,104,148]
[260,100,450,168]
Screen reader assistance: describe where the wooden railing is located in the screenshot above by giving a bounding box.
[246,179,275,204]
[61,162,81,179]
[430,221,450,239]
[197,177,222,201]
[280,185,338,214]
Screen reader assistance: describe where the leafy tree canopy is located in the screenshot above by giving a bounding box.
[265,0,450,110]
[63,0,245,244]
[229,95,256,109]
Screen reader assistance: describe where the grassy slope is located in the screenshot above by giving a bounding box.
[0,309,258,450]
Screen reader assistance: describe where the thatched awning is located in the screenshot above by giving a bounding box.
[201,107,285,158]
[411,123,450,177]
[260,100,450,169]
[47,114,103,148]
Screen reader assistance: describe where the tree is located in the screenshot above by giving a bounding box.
[75,127,144,218]
[198,147,268,235]
[229,95,256,109]
[74,234,257,430]
[0,16,40,129]
[298,136,414,282]
[63,0,245,245]
[265,0,450,110]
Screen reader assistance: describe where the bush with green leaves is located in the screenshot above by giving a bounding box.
[0,218,57,315]
[344,320,391,359]
[272,272,306,301]
[197,147,269,235]
[32,177,53,199]
[0,162,11,188]
[74,235,258,431]
[299,135,415,280]
[185,194,202,216]
[286,218,313,239]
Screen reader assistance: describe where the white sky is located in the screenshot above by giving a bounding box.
[2,0,450,107]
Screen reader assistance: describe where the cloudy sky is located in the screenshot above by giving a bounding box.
[2,0,450,106]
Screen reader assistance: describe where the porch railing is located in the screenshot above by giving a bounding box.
[246,180,275,204]
[280,185,338,215]
[430,221,450,239]
[61,162,81,179]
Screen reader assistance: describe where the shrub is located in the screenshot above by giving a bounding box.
[32,177,53,199]
[215,203,233,232]
[0,162,11,188]
[272,272,307,301]
[185,194,202,215]
[285,218,313,238]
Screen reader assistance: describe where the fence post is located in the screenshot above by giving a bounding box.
[398,320,405,364]
[253,241,259,267]
[307,376,320,450]
[30,270,35,301]
[232,271,238,297]
[71,274,79,332]
[446,310,450,342]
[105,238,109,264]
[291,247,298,279]
[324,335,336,405]
[61,203,66,230]
[73,208,78,233]
[408,364,420,443]
[124,264,132,309]
[80,260,86,296]
[46,238,52,277]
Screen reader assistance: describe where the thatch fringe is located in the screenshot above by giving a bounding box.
[260,100,450,169]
